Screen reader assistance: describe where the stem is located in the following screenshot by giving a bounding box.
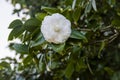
[86,57,94,75]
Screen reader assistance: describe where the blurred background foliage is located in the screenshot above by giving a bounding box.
[0,0,120,80]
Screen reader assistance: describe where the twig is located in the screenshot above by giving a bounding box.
[86,57,94,75]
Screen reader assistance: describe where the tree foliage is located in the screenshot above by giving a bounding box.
[1,0,120,80]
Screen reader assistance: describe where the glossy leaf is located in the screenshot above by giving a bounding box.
[91,0,97,11]
[8,26,25,40]
[23,18,40,32]
[12,43,29,54]
[72,0,76,9]
[30,33,45,48]
[8,19,23,29]
[70,30,88,42]
[51,43,65,54]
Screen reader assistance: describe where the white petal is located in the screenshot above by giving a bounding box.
[41,13,71,44]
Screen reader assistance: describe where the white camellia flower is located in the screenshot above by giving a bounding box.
[41,13,71,44]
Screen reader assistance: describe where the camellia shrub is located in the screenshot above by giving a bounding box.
[3,0,120,80]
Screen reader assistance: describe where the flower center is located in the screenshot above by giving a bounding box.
[54,25,61,32]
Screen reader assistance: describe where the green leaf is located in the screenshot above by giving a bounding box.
[23,56,32,66]
[48,61,59,70]
[85,2,92,14]
[63,10,73,21]
[73,45,81,53]
[39,62,46,72]
[11,0,16,6]
[111,71,120,80]
[71,46,81,59]
[108,0,116,7]
[112,19,120,27]
[24,18,40,32]
[64,62,74,79]
[70,30,88,42]
[72,0,77,9]
[30,33,45,48]
[41,7,61,14]
[75,58,87,72]
[51,43,65,54]
[0,61,11,69]
[23,27,40,42]
[35,13,47,21]
[12,43,29,54]
[8,19,23,29]
[98,41,105,58]
[8,26,25,40]
[91,0,97,11]
[104,67,114,75]
[65,0,73,6]
[73,6,81,22]
[1,57,14,61]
